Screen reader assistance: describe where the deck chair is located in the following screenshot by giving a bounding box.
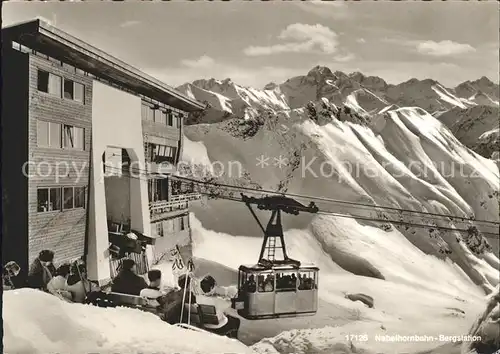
[198,304,219,326]
[183,303,204,328]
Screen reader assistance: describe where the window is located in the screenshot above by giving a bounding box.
[50,188,62,211]
[37,70,62,97]
[37,120,61,148]
[74,186,86,208]
[155,110,166,125]
[141,103,155,121]
[176,116,182,128]
[167,112,174,126]
[154,179,169,201]
[64,78,74,99]
[148,107,155,121]
[63,187,74,210]
[37,187,61,212]
[166,146,176,158]
[37,189,49,212]
[149,143,177,164]
[298,271,317,290]
[241,272,256,293]
[276,272,299,291]
[37,187,84,212]
[257,273,274,293]
[63,125,85,150]
[155,222,164,237]
[141,103,149,121]
[37,71,49,93]
[180,216,185,231]
[63,79,85,103]
[163,219,175,234]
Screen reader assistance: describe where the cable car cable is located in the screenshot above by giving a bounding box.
[172,175,500,226]
[102,166,500,236]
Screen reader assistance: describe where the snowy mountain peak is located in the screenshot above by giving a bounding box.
[333,70,349,80]
[349,72,388,91]
[307,65,335,79]
[475,76,495,86]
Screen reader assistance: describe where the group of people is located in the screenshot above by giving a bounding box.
[24,250,99,303]
[109,260,240,338]
[0,250,97,303]
[244,272,316,292]
[4,250,241,339]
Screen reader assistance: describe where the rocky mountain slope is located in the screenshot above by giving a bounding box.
[453,77,500,107]
[438,105,500,159]
[177,66,499,124]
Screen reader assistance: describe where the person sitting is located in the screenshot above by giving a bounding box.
[298,274,306,290]
[245,275,256,293]
[66,262,100,303]
[140,269,163,307]
[111,259,148,296]
[158,274,196,325]
[198,274,241,339]
[3,261,21,290]
[28,250,55,291]
[304,276,314,290]
[47,263,72,301]
[264,274,274,292]
[276,273,283,289]
[257,275,265,292]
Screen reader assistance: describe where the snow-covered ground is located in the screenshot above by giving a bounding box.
[3,288,254,354]
[179,97,499,353]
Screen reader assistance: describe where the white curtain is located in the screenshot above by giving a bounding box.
[74,82,84,103]
[48,74,61,96]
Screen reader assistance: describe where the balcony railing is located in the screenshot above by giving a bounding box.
[149,193,201,220]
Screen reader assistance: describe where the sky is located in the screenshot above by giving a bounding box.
[3,1,499,89]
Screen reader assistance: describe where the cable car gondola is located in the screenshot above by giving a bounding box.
[231,194,320,320]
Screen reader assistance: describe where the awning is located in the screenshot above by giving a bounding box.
[130,230,157,246]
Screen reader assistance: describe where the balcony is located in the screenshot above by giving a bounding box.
[149,193,201,222]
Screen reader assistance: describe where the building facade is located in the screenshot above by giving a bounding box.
[1,19,203,285]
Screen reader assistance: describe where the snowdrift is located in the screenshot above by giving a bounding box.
[461,286,500,354]
[3,288,254,354]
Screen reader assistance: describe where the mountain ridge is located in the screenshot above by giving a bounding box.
[176,66,499,157]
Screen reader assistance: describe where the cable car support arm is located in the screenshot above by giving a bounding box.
[241,194,319,268]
